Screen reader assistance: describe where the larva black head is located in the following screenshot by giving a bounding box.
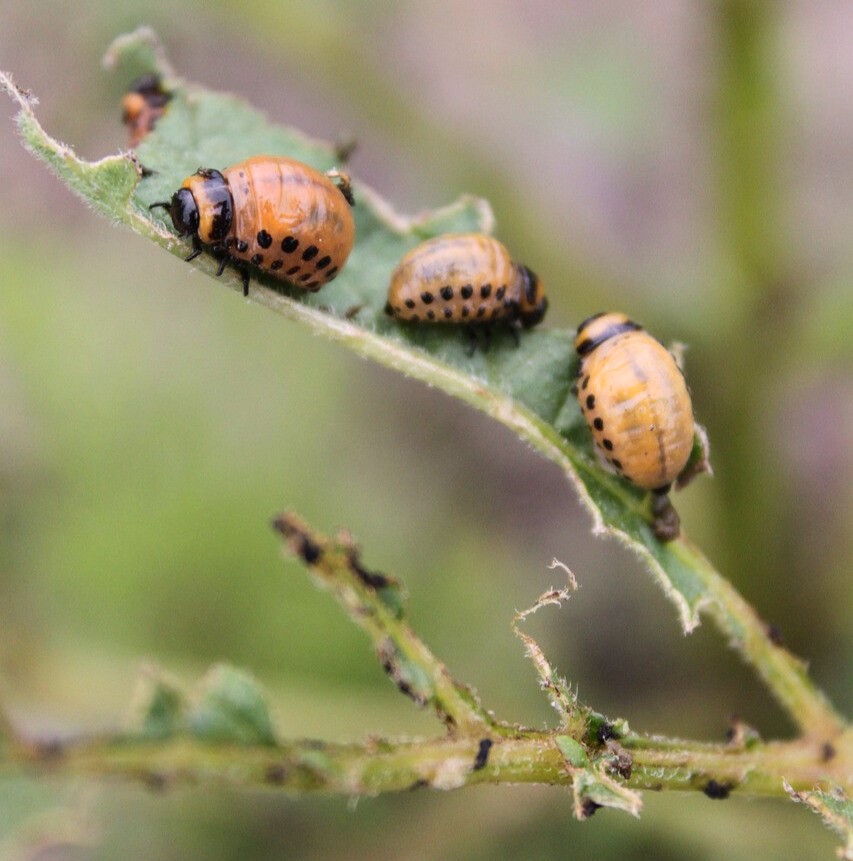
[574,312,642,356]
[148,190,199,236]
[128,73,171,106]
[516,265,548,329]
[150,169,233,244]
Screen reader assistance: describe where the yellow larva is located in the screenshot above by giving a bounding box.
[575,312,695,540]
[385,233,547,328]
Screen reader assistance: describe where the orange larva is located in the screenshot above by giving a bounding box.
[574,312,695,540]
[385,233,547,331]
[121,74,171,148]
[150,156,355,297]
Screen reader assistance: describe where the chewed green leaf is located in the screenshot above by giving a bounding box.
[101,25,174,81]
[188,665,277,747]
[556,735,643,819]
[1,74,139,217]
[124,665,187,740]
[2,30,717,637]
[785,782,853,861]
[572,765,643,819]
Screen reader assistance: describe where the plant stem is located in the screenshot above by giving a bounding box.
[507,416,846,741]
[671,537,847,741]
[271,511,845,748]
[3,728,848,799]
[272,494,846,747]
[272,513,492,734]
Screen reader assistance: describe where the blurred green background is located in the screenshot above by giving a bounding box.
[0,1,850,858]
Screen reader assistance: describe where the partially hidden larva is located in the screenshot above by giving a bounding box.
[122,73,171,148]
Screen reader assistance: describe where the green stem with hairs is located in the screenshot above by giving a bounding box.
[2,725,848,800]
[0,511,849,816]
[271,513,492,734]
